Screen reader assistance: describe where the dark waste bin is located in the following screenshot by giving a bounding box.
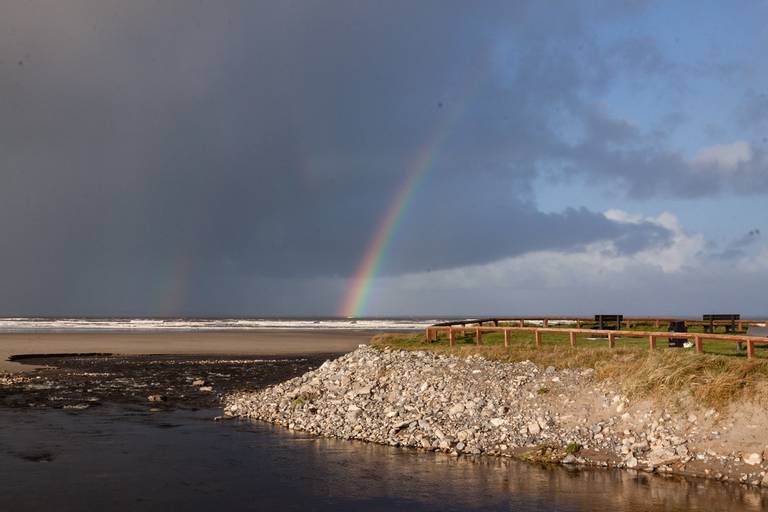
[668,320,687,348]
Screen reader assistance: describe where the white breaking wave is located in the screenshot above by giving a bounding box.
[0,317,438,333]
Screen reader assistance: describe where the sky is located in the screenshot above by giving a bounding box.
[0,0,767,317]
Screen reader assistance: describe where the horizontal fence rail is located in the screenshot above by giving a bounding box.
[431,317,768,331]
[425,325,768,360]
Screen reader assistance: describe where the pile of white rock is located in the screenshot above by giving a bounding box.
[224,345,768,485]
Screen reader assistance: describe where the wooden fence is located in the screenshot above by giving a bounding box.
[431,316,768,331]
[425,325,768,360]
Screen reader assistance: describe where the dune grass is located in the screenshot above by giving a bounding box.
[372,328,768,410]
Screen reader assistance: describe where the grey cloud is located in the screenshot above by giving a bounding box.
[0,1,712,315]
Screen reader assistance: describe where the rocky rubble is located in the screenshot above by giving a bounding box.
[225,345,768,487]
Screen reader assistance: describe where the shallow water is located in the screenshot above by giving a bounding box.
[0,407,765,511]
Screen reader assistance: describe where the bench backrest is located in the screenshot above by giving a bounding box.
[703,314,740,321]
[594,315,623,322]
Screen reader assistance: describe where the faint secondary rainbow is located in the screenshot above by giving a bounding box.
[339,109,463,318]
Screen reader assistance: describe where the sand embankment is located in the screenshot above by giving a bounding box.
[0,330,373,373]
[226,345,768,488]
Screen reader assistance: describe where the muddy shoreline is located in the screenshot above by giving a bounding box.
[1,352,337,411]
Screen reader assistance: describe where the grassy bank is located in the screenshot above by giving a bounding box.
[372,329,768,410]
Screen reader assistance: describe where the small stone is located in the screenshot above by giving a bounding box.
[648,448,677,466]
[625,456,638,468]
[562,454,577,464]
[527,421,541,435]
[192,379,205,386]
[198,386,213,392]
[393,419,412,431]
[147,395,166,402]
[355,386,372,396]
[490,418,505,427]
[744,453,763,466]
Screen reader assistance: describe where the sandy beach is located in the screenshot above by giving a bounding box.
[0,330,374,373]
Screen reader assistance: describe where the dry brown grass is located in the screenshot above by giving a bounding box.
[372,333,768,409]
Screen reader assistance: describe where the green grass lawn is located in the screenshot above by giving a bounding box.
[429,322,764,358]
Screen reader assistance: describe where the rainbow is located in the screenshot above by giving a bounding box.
[338,110,461,318]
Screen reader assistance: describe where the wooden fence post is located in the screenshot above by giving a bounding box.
[649,335,656,350]
[448,328,455,347]
[475,327,482,345]
[535,330,542,347]
[543,319,549,327]
[576,319,581,328]
[654,319,660,328]
[519,319,524,327]
[503,329,510,348]
[694,335,703,354]
[569,331,576,348]
[747,339,755,359]
[608,332,615,348]
[425,328,431,342]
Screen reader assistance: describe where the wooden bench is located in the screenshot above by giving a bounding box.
[594,314,623,330]
[703,314,740,334]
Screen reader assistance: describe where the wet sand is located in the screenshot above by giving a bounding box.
[0,330,375,373]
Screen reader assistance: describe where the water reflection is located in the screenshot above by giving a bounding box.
[0,407,764,511]
[268,426,766,511]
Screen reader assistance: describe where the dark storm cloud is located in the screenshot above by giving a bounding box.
[0,1,684,314]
